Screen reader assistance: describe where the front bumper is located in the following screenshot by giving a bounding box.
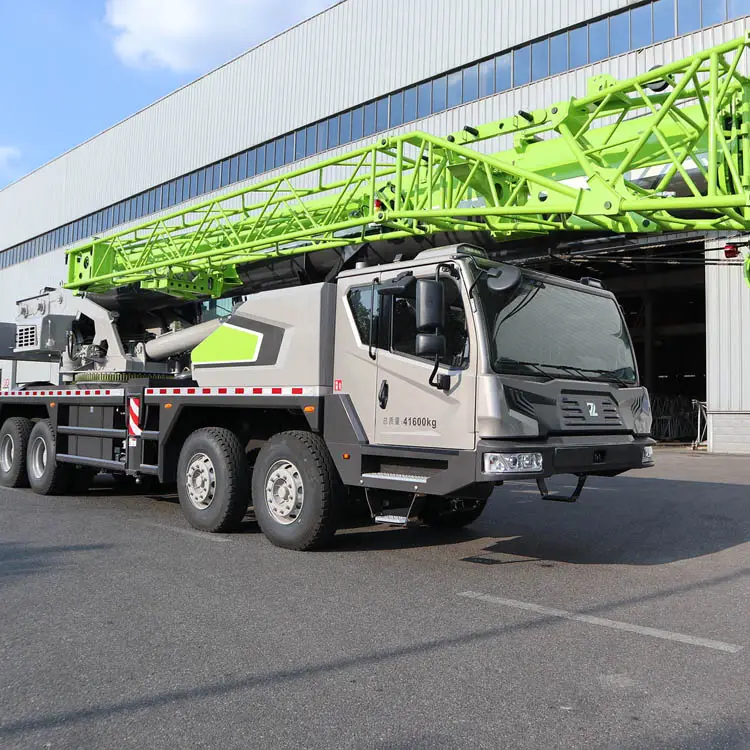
[337,434,655,498]
[476,435,656,483]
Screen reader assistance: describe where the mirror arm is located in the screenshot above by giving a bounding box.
[428,354,441,389]
[368,277,379,361]
[428,356,450,392]
[468,271,486,300]
[435,263,456,282]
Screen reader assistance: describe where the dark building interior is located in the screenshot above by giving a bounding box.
[523,237,707,442]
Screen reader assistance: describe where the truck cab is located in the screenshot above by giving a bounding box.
[327,245,653,508]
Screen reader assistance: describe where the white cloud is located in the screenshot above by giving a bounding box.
[105,0,335,73]
[0,146,22,185]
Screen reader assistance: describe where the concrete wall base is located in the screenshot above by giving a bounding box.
[708,412,750,455]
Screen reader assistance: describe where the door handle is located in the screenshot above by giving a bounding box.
[378,379,389,409]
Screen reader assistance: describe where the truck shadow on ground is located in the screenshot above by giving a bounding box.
[331,523,478,551]
[471,474,750,566]
[0,541,113,585]
[323,473,750,562]
[86,471,750,564]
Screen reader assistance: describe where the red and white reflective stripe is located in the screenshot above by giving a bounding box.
[0,389,124,398]
[144,386,325,397]
[128,397,142,437]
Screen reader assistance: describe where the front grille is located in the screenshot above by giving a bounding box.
[504,386,555,419]
[16,325,37,350]
[505,386,537,419]
[560,396,623,428]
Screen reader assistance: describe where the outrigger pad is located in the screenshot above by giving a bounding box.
[537,474,588,503]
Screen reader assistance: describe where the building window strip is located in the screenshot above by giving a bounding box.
[1,0,747,269]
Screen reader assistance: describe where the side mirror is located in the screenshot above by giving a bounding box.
[486,265,523,293]
[416,279,444,332]
[416,277,451,393]
[416,333,446,359]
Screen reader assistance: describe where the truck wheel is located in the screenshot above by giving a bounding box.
[26,419,72,495]
[422,485,494,529]
[177,427,249,533]
[252,431,340,551]
[0,417,33,488]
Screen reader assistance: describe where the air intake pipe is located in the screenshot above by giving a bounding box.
[144,318,222,361]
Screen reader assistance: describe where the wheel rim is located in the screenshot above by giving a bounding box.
[265,459,304,525]
[185,453,216,510]
[0,434,14,473]
[30,436,47,480]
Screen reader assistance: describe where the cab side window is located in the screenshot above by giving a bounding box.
[391,278,470,368]
[347,285,380,346]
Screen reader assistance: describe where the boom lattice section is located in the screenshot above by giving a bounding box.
[66,35,750,299]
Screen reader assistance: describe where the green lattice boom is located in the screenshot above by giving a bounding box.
[66,34,750,299]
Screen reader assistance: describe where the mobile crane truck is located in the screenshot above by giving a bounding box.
[1,36,749,550]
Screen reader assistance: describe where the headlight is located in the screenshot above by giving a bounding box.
[642,446,654,464]
[484,452,543,474]
[634,390,653,436]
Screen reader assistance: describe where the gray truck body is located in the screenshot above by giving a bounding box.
[0,244,654,549]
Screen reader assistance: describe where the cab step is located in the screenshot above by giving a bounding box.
[374,514,411,526]
[366,490,427,527]
[361,472,429,484]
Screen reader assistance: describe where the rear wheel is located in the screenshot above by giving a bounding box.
[0,417,33,488]
[252,431,340,551]
[26,419,72,495]
[177,427,249,533]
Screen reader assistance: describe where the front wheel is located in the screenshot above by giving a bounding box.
[177,427,250,533]
[252,431,341,551]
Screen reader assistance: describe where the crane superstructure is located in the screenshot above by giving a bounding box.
[65,34,750,300]
[1,36,748,550]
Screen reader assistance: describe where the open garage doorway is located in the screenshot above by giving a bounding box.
[528,240,706,445]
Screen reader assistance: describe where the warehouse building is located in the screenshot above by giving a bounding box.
[0,0,748,451]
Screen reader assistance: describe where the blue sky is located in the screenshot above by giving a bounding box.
[0,0,335,188]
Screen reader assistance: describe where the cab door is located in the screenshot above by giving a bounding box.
[374,268,477,450]
[332,276,382,442]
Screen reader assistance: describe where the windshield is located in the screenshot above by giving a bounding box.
[477,276,637,385]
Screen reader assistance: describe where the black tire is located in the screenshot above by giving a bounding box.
[26,419,72,495]
[0,417,33,488]
[421,485,494,529]
[252,431,341,551]
[177,427,249,533]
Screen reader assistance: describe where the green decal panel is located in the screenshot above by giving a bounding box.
[191,324,263,365]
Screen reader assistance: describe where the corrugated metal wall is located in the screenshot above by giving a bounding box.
[0,9,745,318]
[705,240,750,454]
[2,15,745,327]
[0,0,638,251]
[0,0,748,451]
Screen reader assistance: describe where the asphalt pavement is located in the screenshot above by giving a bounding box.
[1,449,749,749]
